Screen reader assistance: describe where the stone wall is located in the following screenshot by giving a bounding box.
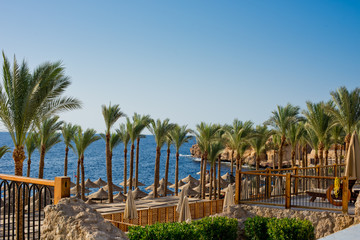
[216,204,360,239]
[41,198,128,240]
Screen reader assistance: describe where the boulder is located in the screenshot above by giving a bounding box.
[41,198,128,240]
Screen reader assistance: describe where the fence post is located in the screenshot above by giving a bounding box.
[342,176,349,214]
[235,170,241,204]
[266,168,271,199]
[285,173,291,209]
[54,176,70,204]
[294,167,298,195]
[316,165,320,188]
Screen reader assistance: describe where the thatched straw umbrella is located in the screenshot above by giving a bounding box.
[88,188,108,202]
[132,187,147,199]
[94,178,107,187]
[181,175,199,184]
[70,186,90,195]
[113,192,127,202]
[85,179,100,188]
[120,178,145,187]
[103,184,123,192]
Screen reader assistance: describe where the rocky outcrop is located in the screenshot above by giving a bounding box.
[41,198,128,240]
[216,204,358,239]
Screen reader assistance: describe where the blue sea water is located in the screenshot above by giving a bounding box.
[0,132,231,193]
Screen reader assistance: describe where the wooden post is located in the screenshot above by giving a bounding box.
[54,176,70,204]
[195,202,200,219]
[316,165,320,188]
[266,169,271,199]
[285,173,291,209]
[342,176,349,214]
[294,167,298,195]
[235,170,241,204]
[334,164,338,177]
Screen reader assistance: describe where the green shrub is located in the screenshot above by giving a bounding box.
[244,216,315,240]
[128,216,237,240]
[267,218,315,240]
[244,216,270,240]
[194,216,238,240]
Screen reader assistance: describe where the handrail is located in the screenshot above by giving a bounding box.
[0,173,55,186]
[245,163,346,173]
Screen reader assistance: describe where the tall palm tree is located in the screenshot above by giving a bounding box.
[133,113,151,188]
[207,142,224,200]
[286,123,305,167]
[249,125,272,170]
[101,133,122,161]
[71,126,83,196]
[72,127,100,200]
[303,101,334,166]
[25,132,38,177]
[102,103,125,202]
[61,122,77,176]
[195,122,221,199]
[266,104,301,168]
[0,146,10,159]
[37,116,63,179]
[148,119,175,198]
[327,86,360,151]
[0,52,81,176]
[235,142,251,170]
[117,124,130,193]
[169,125,193,195]
[331,125,345,164]
[304,127,319,166]
[224,119,253,172]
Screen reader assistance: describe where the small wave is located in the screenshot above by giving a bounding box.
[179,154,193,157]
[192,157,201,162]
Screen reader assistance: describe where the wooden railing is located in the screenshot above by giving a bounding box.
[0,174,70,204]
[102,199,224,232]
[235,170,350,214]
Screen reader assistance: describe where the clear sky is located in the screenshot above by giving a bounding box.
[0,0,359,133]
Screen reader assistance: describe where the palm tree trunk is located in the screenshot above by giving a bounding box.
[80,155,85,201]
[217,155,221,199]
[175,151,179,196]
[291,150,296,167]
[129,143,135,190]
[164,146,170,197]
[209,164,213,200]
[38,144,46,179]
[213,161,217,200]
[302,147,306,168]
[106,133,113,203]
[153,146,161,198]
[256,154,260,196]
[26,157,31,177]
[345,133,351,152]
[325,150,329,166]
[199,155,204,198]
[318,142,324,166]
[13,146,25,240]
[201,153,207,199]
[230,150,234,175]
[335,144,338,165]
[236,154,240,171]
[76,157,81,197]
[135,137,140,188]
[279,135,286,168]
[123,147,128,194]
[64,146,69,176]
[273,151,276,169]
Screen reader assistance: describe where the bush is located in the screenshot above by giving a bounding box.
[128,216,237,240]
[244,216,315,240]
[244,216,270,240]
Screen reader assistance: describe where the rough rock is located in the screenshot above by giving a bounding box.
[215,204,356,239]
[355,193,360,216]
[41,198,128,240]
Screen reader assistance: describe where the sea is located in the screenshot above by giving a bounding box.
[0,132,232,193]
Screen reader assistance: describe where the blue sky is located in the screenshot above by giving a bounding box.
[0,0,359,133]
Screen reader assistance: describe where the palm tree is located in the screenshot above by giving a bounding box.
[224,119,253,172]
[195,122,221,199]
[133,113,151,188]
[286,123,305,167]
[0,146,10,159]
[61,122,77,176]
[102,103,125,202]
[169,125,193,195]
[331,125,345,164]
[304,127,319,166]
[249,125,272,170]
[207,142,224,200]
[101,133,122,161]
[303,101,334,166]
[37,116,63,179]
[0,52,81,176]
[327,86,360,151]
[72,127,100,200]
[148,119,175,198]
[25,132,38,177]
[71,126,83,196]
[268,133,281,169]
[266,104,301,168]
[117,124,130,194]
[163,134,174,196]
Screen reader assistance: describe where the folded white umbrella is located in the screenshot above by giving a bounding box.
[345,131,360,181]
[241,178,249,199]
[178,196,191,222]
[176,186,186,213]
[124,190,138,220]
[271,177,282,196]
[223,184,235,212]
